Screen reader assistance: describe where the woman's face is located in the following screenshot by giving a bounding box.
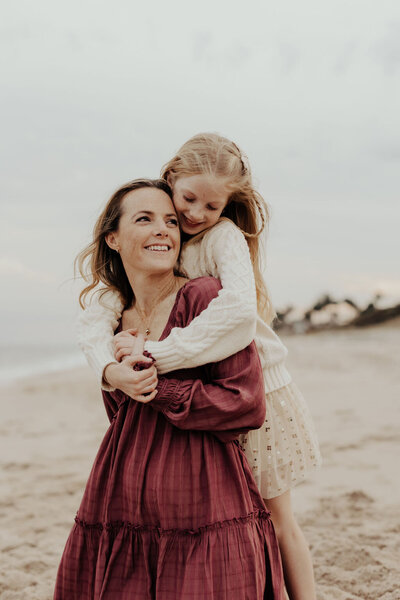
[107,187,180,275]
[172,175,230,236]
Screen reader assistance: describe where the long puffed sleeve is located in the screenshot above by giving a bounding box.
[151,342,265,443]
[150,277,265,442]
[145,220,258,374]
[77,289,124,389]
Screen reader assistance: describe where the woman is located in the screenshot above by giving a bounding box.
[54,178,284,599]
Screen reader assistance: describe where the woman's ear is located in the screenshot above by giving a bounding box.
[105,232,120,252]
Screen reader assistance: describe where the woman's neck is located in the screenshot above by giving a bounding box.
[128,270,180,316]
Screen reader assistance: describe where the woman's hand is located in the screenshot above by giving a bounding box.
[113,328,138,362]
[104,360,158,402]
[105,334,158,403]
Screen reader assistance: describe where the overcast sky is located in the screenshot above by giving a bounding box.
[1,0,399,346]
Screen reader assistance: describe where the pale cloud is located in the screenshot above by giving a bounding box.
[372,21,400,75]
[191,33,252,69]
[0,257,54,283]
[333,41,357,74]
[278,43,300,75]
[192,31,214,61]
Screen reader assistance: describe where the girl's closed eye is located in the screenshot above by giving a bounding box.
[184,196,195,203]
[207,205,218,211]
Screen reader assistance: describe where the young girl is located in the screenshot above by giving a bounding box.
[78,133,321,600]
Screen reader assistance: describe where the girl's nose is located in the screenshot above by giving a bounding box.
[188,209,204,223]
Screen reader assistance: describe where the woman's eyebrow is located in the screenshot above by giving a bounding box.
[132,210,177,218]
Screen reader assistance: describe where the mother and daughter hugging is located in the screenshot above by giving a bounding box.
[53,133,321,600]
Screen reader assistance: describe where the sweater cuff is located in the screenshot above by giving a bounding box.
[81,343,116,389]
[264,363,292,393]
[151,377,184,412]
[144,338,185,375]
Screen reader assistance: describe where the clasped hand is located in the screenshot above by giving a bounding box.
[103,331,158,403]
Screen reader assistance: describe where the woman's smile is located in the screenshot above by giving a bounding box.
[144,244,172,253]
[106,187,180,274]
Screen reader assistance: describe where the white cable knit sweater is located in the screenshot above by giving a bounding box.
[77,218,292,393]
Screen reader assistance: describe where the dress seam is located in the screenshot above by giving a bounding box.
[74,508,271,536]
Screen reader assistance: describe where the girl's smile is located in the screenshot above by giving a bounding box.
[172,175,230,236]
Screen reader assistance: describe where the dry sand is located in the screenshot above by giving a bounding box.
[0,319,399,599]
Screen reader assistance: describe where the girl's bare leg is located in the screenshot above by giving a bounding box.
[264,490,316,600]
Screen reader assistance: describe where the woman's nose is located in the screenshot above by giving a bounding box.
[154,220,169,236]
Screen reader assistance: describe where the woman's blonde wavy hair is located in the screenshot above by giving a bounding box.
[76,178,174,310]
[162,133,276,325]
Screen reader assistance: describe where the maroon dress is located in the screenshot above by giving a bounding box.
[54,277,284,599]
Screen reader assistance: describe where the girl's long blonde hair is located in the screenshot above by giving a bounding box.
[162,133,276,325]
[76,178,173,309]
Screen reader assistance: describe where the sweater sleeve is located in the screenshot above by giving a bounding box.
[77,289,124,389]
[150,277,265,443]
[151,339,265,443]
[145,221,258,374]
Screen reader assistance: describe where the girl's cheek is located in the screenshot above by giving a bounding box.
[175,208,186,225]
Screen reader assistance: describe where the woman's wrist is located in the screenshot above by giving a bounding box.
[102,362,119,389]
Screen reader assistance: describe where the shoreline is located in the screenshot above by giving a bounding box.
[2,315,399,387]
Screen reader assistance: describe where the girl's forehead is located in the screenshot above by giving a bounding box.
[175,174,230,201]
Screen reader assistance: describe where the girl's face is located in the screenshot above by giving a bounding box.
[106,187,180,276]
[172,175,230,236]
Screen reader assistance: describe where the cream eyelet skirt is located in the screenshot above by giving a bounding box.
[239,381,322,499]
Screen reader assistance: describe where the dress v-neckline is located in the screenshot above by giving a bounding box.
[116,280,191,342]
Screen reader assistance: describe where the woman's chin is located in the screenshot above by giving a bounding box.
[141,251,177,272]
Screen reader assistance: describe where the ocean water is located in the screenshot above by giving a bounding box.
[0,344,87,384]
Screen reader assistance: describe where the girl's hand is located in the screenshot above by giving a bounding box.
[113,328,138,362]
[104,334,158,403]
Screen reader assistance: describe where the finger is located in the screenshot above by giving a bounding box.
[138,383,157,395]
[121,362,156,383]
[114,331,134,341]
[115,347,134,362]
[123,354,152,367]
[144,372,158,387]
[113,334,132,350]
[132,333,145,356]
[126,328,138,336]
[138,377,158,392]
[135,389,158,404]
[115,341,135,353]
[115,336,135,348]
[133,368,157,384]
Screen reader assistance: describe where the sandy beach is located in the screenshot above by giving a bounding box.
[0,319,399,599]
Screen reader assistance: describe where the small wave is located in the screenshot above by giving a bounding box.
[0,346,87,384]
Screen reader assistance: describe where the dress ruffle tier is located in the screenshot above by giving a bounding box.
[57,509,281,599]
